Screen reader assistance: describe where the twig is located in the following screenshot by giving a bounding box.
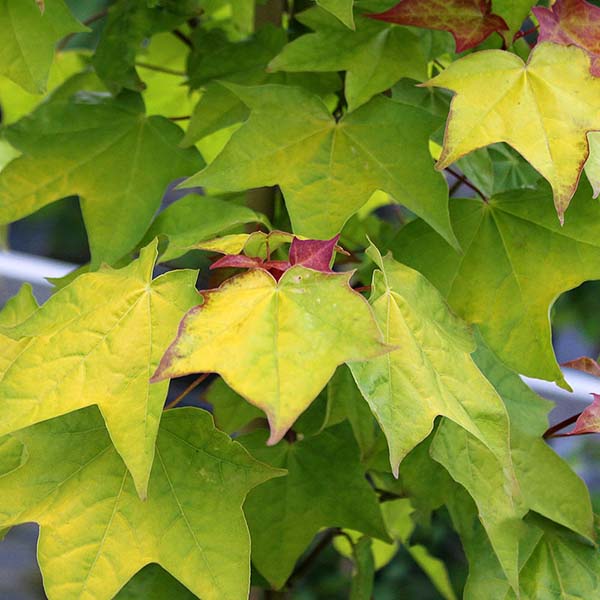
[135,62,186,76]
[445,167,488,202]
[168,115,191,121]
[287,528,340,585]
[164,373,209,409]
[57,8,108,50]
[543,413,581,439]
[513,24,539,42]
[172,28,194,48]
[433,59,446,73]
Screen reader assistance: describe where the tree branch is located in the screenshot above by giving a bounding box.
[164,373,209,409]
[445,167,488,202]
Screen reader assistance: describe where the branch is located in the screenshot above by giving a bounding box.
[164,373,209,409]
[445,167,488,202]
[172,29,193,48]
[135,62,186,77]
[286,528,341,586]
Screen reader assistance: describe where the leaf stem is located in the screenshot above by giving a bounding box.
[135,62,186,76]
[513,24,539,42]
[164,373,209,409]
[172,28,194,48]
[543,413,581,439]
[445,167,488,203]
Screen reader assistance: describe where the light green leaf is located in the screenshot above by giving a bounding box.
[0,0,86,93]
[183,84,455,246]
[317,0,354,29]
[0,91,202,266]
[143,193,270,262]
[269,9,427,111]
[115,564,196,599]
[241,423,388,588]
[0,406,281,600]
[349,246,515,479]
[392,183,600,386]
[0,242,199,498]
[152,266,390,444]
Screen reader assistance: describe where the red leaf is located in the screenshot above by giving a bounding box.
[368,0,508,53]
[289,235,340,272]
[562,356,600,377]
[569,393,600,435]
[533,0,600,76]
[210,255,264,270]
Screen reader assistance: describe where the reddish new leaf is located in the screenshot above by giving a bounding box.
[562,356,600,377]
[289,235,339,272]
[210,255,290,280]
[533,0,600,76]
[368,0,508,53]
[569,394,600,435]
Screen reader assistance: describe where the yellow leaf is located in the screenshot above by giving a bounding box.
[152,267,390,443]
[426,42,600,220]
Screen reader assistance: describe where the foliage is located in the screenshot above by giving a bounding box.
[1,0,600,598]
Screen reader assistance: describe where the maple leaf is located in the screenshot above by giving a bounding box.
[240,423,388,587]
[393,183,600,386]
[268,8,427,111]
[0,407,282,600]
[350,245,516,478]
[0,90,202,266]
[426,42,600,221]
[0,0,87,93]
[289,234,339,271]
[0,241,199,498]
[566,394,600,435]
[368,0,508,53]
[152,266,390,444]
[349,245,522,586]
[562,356,600,377]
[533,0,600,76]
[182,83,455,247]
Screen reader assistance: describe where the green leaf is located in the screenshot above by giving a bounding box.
[492,0,536,39]
[0,0,86,93]
[449,491,600,600]
[206,377,263,434]
[93,0,201,94]
[326,365,379,459]
[317,0,355,29]
[152,265,390,444]
[0,242,199,498]
[392,183,600,386]
[349,246,515,479]
[183,83,455,246]
[0,91,202,266]
[472,338,595,542]
[115,564,196,599]
[349,536,375,600]
[269,9,427,111]
[241,423,388,587]
[0,406,281,600]
[143,193,270,262]
[182,25,340,146]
